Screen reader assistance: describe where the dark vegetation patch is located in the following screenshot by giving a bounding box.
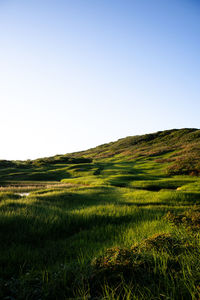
[90,232,199,299]
[32,156,92,167]
[93,164,104,175]
[166,152,200,176]
[0,192,21,201]
[0,157,93,181]
[132,233,189,254]
[67,163,94,170]
[108,175,139,187]
[165,206,200,232]
[131,179,194,191]
[135,185,175,191]
[90,249,156,298]
[0,160,17,168]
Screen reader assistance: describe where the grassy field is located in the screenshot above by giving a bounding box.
[0,129,200,299]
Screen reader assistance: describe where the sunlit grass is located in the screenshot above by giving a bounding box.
[0,136,200,299]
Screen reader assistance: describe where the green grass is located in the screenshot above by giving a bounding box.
[0,128,200,299]
[0,177,199,299]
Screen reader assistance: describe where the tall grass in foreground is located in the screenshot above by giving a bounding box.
[0,159,200,299]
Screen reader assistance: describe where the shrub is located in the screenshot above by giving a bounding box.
[89,232,191,298]
[164,207,200,232]
[132,233,186,255]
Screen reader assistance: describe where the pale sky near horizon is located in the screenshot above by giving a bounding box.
[0,0,199,160]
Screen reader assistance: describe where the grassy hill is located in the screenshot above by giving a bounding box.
[0,128,200,183]
[0,128,200,299]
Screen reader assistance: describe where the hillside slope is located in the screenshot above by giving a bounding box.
[72,128,200,175]
[0,128,199,183]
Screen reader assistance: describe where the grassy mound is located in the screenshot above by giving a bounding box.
[132,233,187,255]
[90,232,199,299]
[165,207,200,232]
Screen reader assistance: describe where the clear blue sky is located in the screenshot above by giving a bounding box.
[0,0,199,160]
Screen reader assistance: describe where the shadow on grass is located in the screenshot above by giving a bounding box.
[117,201,188,207]
[0,203,163,247]
[29,186,121,209]
[0,203,167,280]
